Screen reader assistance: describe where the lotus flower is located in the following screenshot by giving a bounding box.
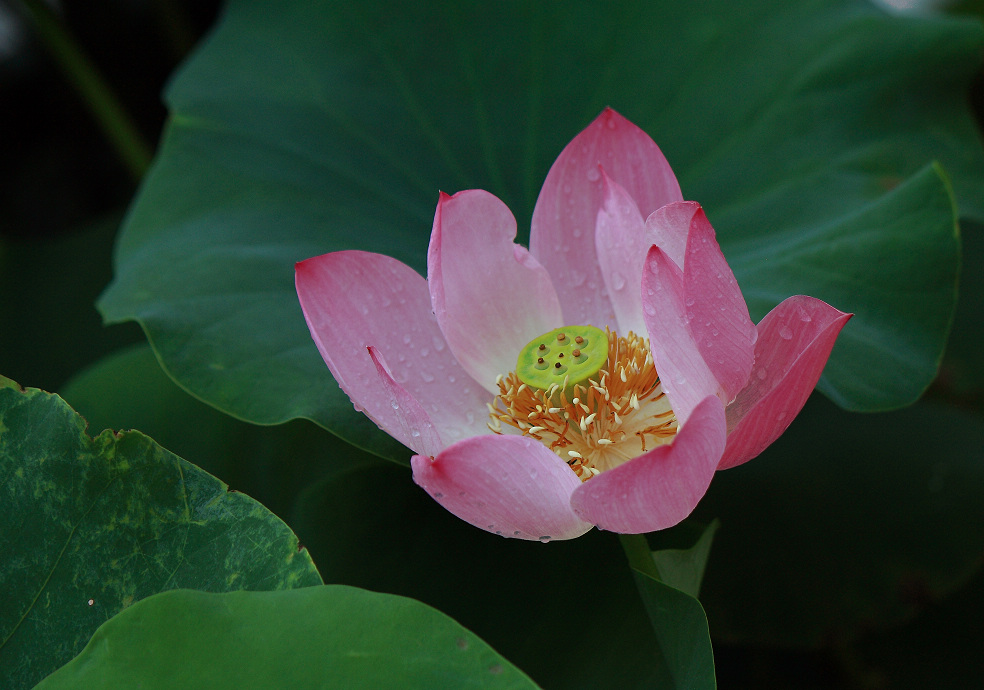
[295,108,850,541]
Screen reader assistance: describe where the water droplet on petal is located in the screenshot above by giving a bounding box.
[572,227,582,238]
[756,368,768,380]
[448,375,456,383]
[563,184,572,194]
[685,297,695,307]
[420,371,435,383]
[420,347,429,357]
[586,167,600,182]
[799,311,812,323]
[433,336,446,351]
[390,401,400,410]
[538,536,552,543]
[779,325,793,340]
[611,272,626,291]
[402,334,412,345]
[777,411,787,422]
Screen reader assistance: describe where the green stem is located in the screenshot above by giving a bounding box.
[20,0,154,180]
[619,533,661,581]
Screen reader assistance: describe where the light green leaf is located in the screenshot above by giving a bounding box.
[36,586,539,689]
[0,378,322,690]
[98,0,983,459]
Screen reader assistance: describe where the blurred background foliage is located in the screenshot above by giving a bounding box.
[2,0,984,688]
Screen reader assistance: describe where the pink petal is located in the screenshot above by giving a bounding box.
[641,246,720,425]
[368,347,444,457]
[594,170,649,337]
[411,434,594,541]
[682,206,757,403]
[530,108,683,327]
[641,206,758,424]
[569,395,726,533]
[296,251,489,451]
[719,296,852,470]
[428,190,563,392]
[646,200,700,271]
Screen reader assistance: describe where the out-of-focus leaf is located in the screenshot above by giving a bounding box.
[693,395,984,647]
[36,586,538,689]
[0,377,322,690]
[97,0,982,460]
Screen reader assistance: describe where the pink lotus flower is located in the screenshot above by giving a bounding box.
[296,109,850,541]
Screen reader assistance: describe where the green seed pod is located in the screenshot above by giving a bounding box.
[515,325,608,392]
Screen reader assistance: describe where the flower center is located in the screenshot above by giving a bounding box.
[488,327,678,480]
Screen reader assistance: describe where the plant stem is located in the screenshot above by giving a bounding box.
[619,533,661,580]
[20,0,154,180]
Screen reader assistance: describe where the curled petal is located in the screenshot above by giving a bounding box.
[642,207,757,423]
[531,108,683,327]
[411,434,594,541]
[295,251,489,451]
[682,206,757,404]
[719,296,852,469]
[646,200,699,271]
[368,347,444,457]
[570,396,726,533]
[429,190,563,392]
[595,170,649,336]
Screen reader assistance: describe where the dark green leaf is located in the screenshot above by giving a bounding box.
[0,378,322,690]
[694,395,984,647]
[35,586,539,689]
[631,570,717,690]
[651,520,720,599]
[98,0,982,460]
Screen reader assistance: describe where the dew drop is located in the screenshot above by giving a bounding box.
[359,305,370,316]
[466,412,475,424]
[538,536,552,543]
[779,325,793,340]
[572,227,583,238]
[448,375,456,383]
[563,184,572,194]
[644,302,657,316]
[570,271,587,287]
[513,530,521,536]
[586,167,600,182]
[390,401,400,410]
[757,368,768,380]
[799,311,813,323]
[411,429,421,438]
[606,116,616,129]
[433,336,446,351]
[420,347,430,357]
[711,328,719,336]
[420,371,435,383]
[402,334,412,345]
[777,411,787,422]
[675,376,687,385]
[611,272,626,290]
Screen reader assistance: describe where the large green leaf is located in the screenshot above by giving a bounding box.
[36,586,538,689]
[693,394,984,647]
[0,377,322,690]
[97,0,982,460]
